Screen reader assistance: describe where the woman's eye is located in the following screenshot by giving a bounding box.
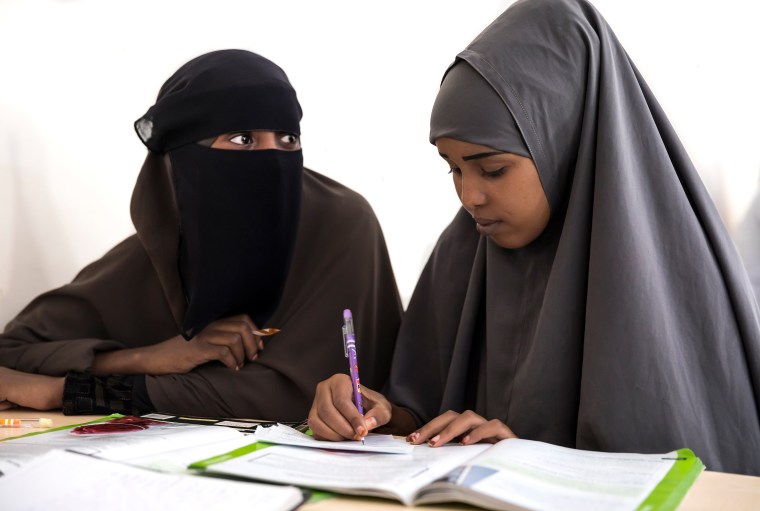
[448,167,461,175]
[278,132,300,148]
[483,167,505,178]
[229,133,253,145]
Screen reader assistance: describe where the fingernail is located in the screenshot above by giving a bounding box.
[251,354,258,361]
[258,340,265,350]
[366,417,377,429]
[461,435,470,444]
[429,434,440,446]
[235,365,240,371]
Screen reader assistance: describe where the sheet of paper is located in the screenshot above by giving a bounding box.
[453,439,675,511]
[254,423,413,454]
[0,449,304,511]
[208,441,488,504]
[0,420,246,475]
[123,435,260,473]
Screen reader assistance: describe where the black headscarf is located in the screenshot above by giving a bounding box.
[135,50,303,338]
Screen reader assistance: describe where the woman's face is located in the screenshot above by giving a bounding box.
[210,130,301,151]
[436,137,550,249]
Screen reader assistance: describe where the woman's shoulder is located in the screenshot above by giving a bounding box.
[302,167,378,225]
[303,168,372,210]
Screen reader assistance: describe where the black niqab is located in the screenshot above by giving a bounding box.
[135,49,303,337]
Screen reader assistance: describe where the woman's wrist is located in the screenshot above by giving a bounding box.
[91,347,144,375]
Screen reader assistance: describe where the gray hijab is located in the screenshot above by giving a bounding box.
[429,61,529,158]
[386,0,760,475]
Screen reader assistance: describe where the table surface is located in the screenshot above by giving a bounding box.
[2,409,759,510]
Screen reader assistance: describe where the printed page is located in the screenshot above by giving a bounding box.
[425,438,676,511]
[207,441,488,505]
[122,435,260,473]
[1,449,304,511]
[254,423,413,454]
[0,418,246,475]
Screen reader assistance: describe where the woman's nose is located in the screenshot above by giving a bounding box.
[459,177,486,209]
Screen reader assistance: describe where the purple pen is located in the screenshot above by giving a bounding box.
[342,309,365,443]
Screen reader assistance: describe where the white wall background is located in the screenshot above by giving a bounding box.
[1,0,759,326]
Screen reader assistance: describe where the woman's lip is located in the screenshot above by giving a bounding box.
[473,217,500,235]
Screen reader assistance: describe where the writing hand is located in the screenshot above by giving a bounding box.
[308,374,392,441]
[407,410,517,447]
[92,314,265,375]
[0,367,64,410]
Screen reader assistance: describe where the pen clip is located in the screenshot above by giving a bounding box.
[342,324,348,357]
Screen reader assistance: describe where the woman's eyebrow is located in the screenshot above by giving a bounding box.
[462,151,505,161]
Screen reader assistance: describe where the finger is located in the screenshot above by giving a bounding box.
[0,400,16,411]
[222,316,262,361]
[308,406,353,441]
[240,314,264,361]
[202,343,239,371]
[429,410,487,447]
[461,419,517,445]
[310,381,357,440]
[360,388,392,431]
[205,330,248,368]
[226,313,258,334]
[209,321,259,362]
[242,331,260,361]
[314,375,366,440]
[408,410,460,445]
[235,314,264,357]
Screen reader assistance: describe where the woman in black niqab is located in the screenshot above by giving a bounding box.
[0,49,402,421]
[309,0,760,475]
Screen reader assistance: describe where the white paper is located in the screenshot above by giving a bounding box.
[450,439,675,511]
[0,420,246,475]
[254,423,413,454]
[0,449,303,511]
[208,442,488,504]
[123,436,260,473]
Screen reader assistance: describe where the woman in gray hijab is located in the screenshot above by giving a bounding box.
[308,0,760,475]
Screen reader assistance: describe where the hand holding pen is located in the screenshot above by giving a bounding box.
[307,310,396,442]
[342,309,365,444]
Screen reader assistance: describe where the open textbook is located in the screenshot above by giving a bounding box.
[199,436,704,511]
